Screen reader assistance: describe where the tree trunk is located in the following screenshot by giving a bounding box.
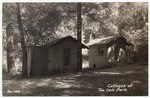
[16,3,28,77]
[76,3,82,72]
[6,23,15,73]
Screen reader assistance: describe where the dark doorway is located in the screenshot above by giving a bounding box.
[63,48,71,70]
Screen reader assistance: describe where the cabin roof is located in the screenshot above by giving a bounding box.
[45,36,88,49]
[45,36,74,46]
[27,36,88,49]
[86,35,132,46]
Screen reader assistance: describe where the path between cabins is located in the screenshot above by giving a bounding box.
[3,63,148,96]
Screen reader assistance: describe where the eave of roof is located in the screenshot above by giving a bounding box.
[27,36,88,49]
[86,36,117,46]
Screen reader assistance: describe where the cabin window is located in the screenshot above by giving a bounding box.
[98,47,104,56]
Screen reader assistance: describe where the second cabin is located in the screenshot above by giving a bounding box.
[87,35,133,68]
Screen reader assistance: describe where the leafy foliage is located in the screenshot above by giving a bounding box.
[2,2,148,74]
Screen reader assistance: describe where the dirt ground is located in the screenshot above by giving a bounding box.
[3,63,148,96]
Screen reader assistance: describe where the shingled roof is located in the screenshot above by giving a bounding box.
[86,35,132,46]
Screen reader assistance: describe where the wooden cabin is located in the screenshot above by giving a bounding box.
[87,35,133,68]
[27,36,87,76]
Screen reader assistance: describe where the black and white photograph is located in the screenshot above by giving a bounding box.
[2,1,148,96]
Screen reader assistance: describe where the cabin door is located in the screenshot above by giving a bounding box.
[63,48,71,70]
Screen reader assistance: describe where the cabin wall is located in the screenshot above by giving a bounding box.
[89,45,107,68]
[32,47,48,76]
[47,47,52,74]
[51,45,61,73]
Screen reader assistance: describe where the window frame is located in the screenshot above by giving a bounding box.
[97,47,104,56]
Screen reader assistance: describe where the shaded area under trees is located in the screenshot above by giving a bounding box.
[2,2,148,76]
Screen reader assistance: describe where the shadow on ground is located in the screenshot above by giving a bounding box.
[3,63,148,96]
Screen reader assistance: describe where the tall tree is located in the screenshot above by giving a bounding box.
[6,23,15,73]
[76,3,82,72]
[16,3,28,77]
[3,3,17,73]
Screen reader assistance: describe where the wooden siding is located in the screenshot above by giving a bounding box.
[47,47,52,74]
[32,47,48,76]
